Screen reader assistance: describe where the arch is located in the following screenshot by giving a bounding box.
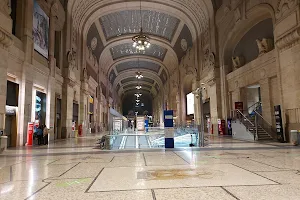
[221,4,275,69]
[99,36,178,73]
[106,56,170,78]
[113,69,163,89]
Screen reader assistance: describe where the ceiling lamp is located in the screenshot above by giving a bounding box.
[136,99,140,102]
[136,103,140,106]
[135,93,142,97]
[132,0,150,51]
[136,85,142,90]
[132,31,151,51]
[135,71,143,79]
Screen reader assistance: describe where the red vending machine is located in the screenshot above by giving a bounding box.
[218,119,226,135]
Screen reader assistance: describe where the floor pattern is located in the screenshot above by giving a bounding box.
[1,135,300,200]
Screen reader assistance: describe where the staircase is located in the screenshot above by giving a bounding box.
[240,116,273,141]
[233,106,275,141]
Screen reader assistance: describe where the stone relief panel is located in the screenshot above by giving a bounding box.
[108,70,117,85]
[159,69,168,85]
[203,49,215,70]
[87,23,104,61]
[275,0,298,20]
[174,24,193,62]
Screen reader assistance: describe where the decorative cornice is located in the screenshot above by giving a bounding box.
[0,28,13,48]
[276,27,300,50]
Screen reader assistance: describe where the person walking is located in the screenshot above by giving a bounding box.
[43,125,49,145]
[36,125,43,145]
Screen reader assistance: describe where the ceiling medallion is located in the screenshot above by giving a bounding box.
[132,0,150,51]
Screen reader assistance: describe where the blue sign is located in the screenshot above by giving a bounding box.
[145,119,149,132]
[164,110,173,127]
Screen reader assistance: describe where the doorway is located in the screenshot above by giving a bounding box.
[5,81,19,147]
[246,85,261,114]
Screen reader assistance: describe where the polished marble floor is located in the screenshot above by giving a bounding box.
[1,134,300,200]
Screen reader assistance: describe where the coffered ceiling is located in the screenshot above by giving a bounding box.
[73,0,213,99]
[110,43,167,61]
[99,10,180,41]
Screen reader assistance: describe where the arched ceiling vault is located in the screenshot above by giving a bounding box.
[68,0,214,98]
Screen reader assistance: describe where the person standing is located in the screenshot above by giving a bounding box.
[43,125,49,145]
[36,125,43,145]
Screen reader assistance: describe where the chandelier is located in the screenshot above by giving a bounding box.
[135,93,142,97]
[136,85,142,89]
[132,30,151,51]
[132,0,150,51]
[136,99,140,102]
[135,71,143,79]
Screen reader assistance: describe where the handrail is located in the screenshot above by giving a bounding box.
[253,110,272,127]
[253,110,276,139]
[236,109,255,126]
[248,101,261,110]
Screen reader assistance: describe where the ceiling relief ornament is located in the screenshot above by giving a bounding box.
[88,47,98,67]
[181,39,188,52]
[90,37,98,51]
[276,0,297,19]
[67,48,77,70]
[82,67,88,81]
[204,49,215,69]
[72,25,77,45]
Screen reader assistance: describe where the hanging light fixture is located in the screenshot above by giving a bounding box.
[135,93,142,97]
[136,99,140,102]
[132,0,151,51]
[136,85,142,89]
[135,58,143,79]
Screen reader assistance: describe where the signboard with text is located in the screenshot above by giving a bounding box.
[274,105,284,142]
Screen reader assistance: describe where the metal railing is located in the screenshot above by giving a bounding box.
[100,126,202,149]
[253,110,276,139]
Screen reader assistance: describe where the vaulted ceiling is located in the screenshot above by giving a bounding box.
[68,0,214,102]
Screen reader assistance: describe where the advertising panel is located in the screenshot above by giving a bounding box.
[33,0,49,58]
[137,117,145,131]
[274,105,284,142]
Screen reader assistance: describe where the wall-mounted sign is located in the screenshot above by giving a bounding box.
[5,106,16,115]
[235,102,243,110]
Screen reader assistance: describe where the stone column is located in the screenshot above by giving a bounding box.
[176,92,181,126]
[209,82,222,135]
[61,80,74,138]
[46,6,57,138]
[0,46,10,137]
[0,1,13,135]
[220,65,230,119]
[80,80,89,136]
[180,85,186,125]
